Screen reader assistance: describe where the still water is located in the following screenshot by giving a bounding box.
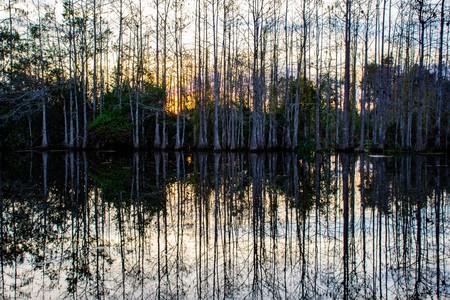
[0,152,449,299]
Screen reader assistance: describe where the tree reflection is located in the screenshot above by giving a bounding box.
[0,152,449,298]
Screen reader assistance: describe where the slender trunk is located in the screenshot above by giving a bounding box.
[37,0,48,148]
[68,2,74,149]
[117,0,123,107]
[81,16,88,149]
[222,2,230,149]
[8,0,13,90]
[284,0,291,149]
[154,0,161,148]
[416,2,429,152]
[377,0,387,149]
[293,63,300,150]
[239,73,245,148]
[156,0,160,86]
[250,3,261,151]
[161,0,169,149]
[72,9,80,148]
[415,22,424,151]
[203,0,209,148]
[213,0,221,151]
[154,111,161,148]
[99,5,105,114]
[405,14,413,149]
[360,7,369,151]
[92,0,98,119]
[179,6,185,149]
[314,3,321,152]
[268,3,278,150]
[196,0,205,149]
[42,94,48,148]
[260,24,267,149]
[55,13,68,147]
[63,93,68,147]
[435,0,445,149]
[174,0,181,150]
[135,5,143,149]
[334,24,340,147]
[350,16,359,149]
[342,0,351,150]
[325,12,332,150]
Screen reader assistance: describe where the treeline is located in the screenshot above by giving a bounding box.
[0,0,449,151]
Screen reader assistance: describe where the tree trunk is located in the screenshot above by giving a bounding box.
[314,2,321,152]
[250,4,261,151]
[212,0,221,151]
[415,1,430,152]
[92,0,98,119]
[81,16,88,149]
[37,0,48,149]
[435,0,445,149]
[174,0,181,150]
[341,0,351,150]
[116,0,123,108]
[359,8,370,152]
[161,0,169,150]
[154,111,161,148]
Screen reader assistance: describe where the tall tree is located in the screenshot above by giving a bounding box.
[174,0,183,150]
[314,0,322,152]
[154,0,161,149]
[161,0,170,149]
[249,0,265,150]
[415,0,434,151]
[92,0,98,119]
[341,0,351,150]
[36,0,48,148]
[116,0,124,108]
[283,0,291,149]
[212,0,221,151]
[435,0,445,149]
[195,0,207,149]
[359,0,372,151]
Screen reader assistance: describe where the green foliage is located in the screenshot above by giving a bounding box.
[141,83,166,107]
[102,93,119,111]
[0,26,20,61]
[89,155,167,214]
[297,138,315,154]
[90,164,133,202]
[1,121,30,149]
[88,109,132,148]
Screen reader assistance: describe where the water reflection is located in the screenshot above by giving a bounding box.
[0,152,449,299]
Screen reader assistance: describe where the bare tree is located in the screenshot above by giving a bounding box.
[36,0,48,148]
[414,0,435,151]
[359,1,372,151]
[435,0,445,149]
[341,0,351,150]
[314,0,322,152]
[212,0,221,151]
[92,0,98,119]
[154,0,162,149]
[116,0,124,108]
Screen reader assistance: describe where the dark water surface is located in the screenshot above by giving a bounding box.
[0,152,449,299]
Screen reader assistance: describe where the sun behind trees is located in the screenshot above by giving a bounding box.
[0,0,448,151]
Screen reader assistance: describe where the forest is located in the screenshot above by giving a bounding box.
[0,0,449,151]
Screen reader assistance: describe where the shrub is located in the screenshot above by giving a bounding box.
[88,109,132,148]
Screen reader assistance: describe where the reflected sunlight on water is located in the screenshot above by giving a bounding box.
[0,152,449,299]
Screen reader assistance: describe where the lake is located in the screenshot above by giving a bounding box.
[0,152,449,299]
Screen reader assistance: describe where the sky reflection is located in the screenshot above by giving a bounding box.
[0,152,449,299]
